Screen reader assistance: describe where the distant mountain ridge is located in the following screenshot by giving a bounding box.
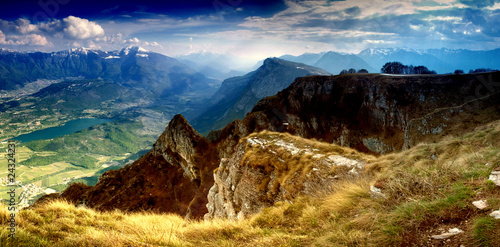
[191,57,330,133]
[0,46,221,141]
[280,48,500,74]
[0,46,216,97]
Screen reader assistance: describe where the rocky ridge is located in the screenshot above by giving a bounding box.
[205,131,367,220]
[39,115,218,218]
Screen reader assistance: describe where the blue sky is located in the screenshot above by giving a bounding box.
[0,0,499,61]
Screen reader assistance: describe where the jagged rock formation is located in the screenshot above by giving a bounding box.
[39,115,218,218]
[205,132,366,220]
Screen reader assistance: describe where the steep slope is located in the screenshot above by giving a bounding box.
[206,131,369,220]
[15,119,500,246]
[191,58,330,133]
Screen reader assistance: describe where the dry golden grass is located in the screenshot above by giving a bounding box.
[241,131,375,201]
[1,121,500,246]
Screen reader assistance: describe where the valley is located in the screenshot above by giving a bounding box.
[0,46,224,205]
[0,119,154,207]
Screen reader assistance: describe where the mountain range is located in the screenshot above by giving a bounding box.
[0,46,216,99]
[4,45,498,245]
[0,46,223,140]
[278,48,500,74]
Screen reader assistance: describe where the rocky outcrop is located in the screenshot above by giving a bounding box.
[205,132,366,220]
[152,115,207,182]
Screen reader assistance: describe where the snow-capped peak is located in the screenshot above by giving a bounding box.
[0,48,16,54]
[68,47,98,55]
[121,46,149,56]
[359,48,395,56]
[359,47,426,56]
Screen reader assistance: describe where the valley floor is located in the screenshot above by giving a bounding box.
[1,119,500,246]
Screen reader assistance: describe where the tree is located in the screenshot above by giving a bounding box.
[357,69,369,73]
[403,65,414,74]
[339,69,349,75]
[454,70,464,74]
[382,62,437,74]
[381,62,405,74]
[348,68,357,74]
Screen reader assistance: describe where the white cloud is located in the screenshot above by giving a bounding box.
[0,18,39,34]
[0,30,12,45]
[62,16,105,39]
[0,30,49,46]
[14,19,38,34]
[1,17,105,41]
[128,37,140,43]
[363,39,396,44]
[486,2,500,10]
[22,34,50,46]
[424,16,463,22]
[239,0,468,32]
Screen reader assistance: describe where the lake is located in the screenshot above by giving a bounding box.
[14,118,112,143]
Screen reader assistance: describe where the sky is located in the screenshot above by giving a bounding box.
[0,0,499,61]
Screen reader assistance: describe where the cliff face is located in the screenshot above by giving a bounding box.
[214,72,500,154]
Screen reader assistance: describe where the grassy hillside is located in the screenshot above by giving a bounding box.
[1,120,500,246]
